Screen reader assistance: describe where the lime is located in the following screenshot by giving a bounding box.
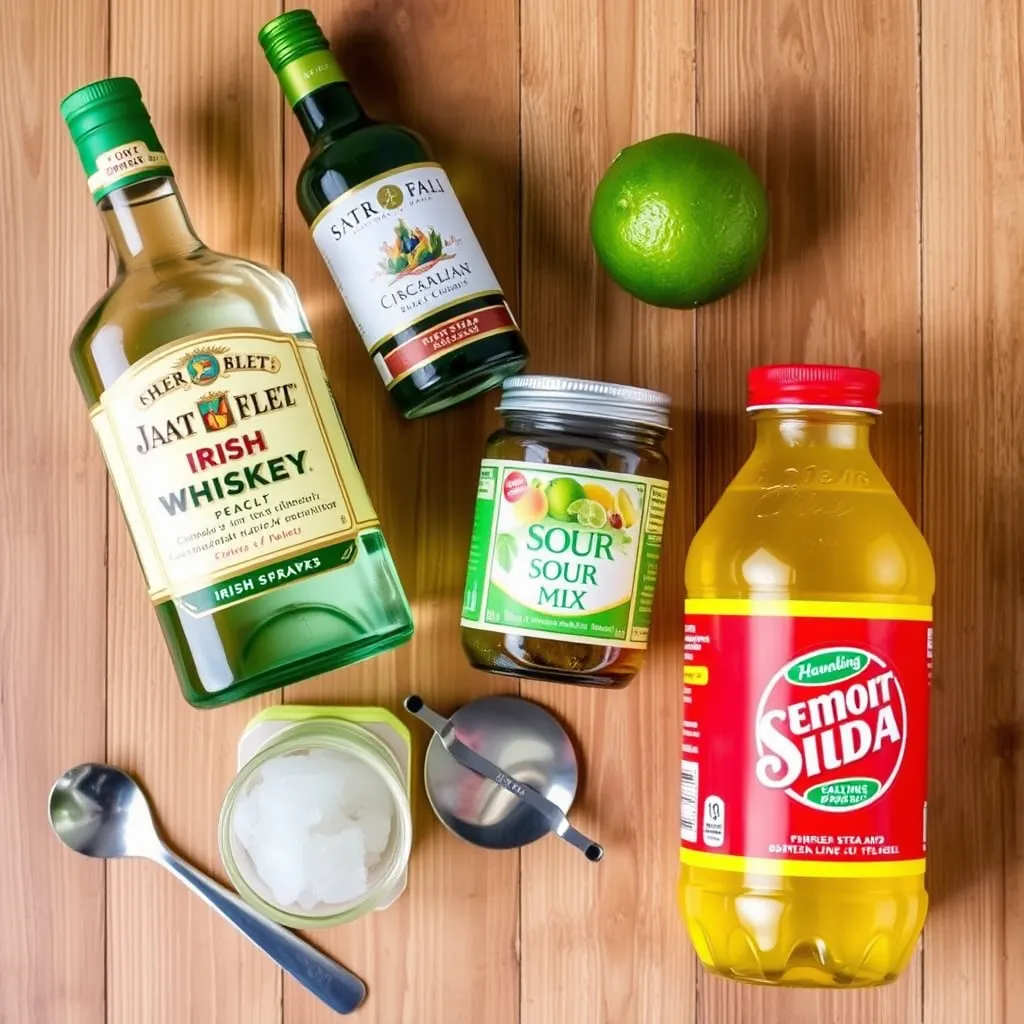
[546,477,587,521]
[590,132,769,308]
[575,500,608,529]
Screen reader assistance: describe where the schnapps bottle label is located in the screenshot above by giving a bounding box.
[679,600,932,875]
[310,164,517,388]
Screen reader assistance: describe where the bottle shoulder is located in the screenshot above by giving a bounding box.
[296,123,430,221]
[70,250,310,400]
[686,451,935,603]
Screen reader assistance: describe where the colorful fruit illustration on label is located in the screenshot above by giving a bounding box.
[568,498,607,529]
[461,460,666,648]
[582,482,615,511]
[512,480,549,526]
[378,218,454,279]
[545,477,587,521]
[496,471,639,578]
[616,488,637,527]
[754,645,906,812]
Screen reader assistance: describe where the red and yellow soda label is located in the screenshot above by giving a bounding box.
[681,599,932,878]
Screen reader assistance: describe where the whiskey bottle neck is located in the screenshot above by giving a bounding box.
[293,81,368,146]
[100,177,204,271]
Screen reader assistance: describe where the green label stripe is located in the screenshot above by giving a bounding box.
[629,531,662,638]
[279,51,345,106]
[461,466,499,619]
[627,483,668,641]
[175,539,357,615]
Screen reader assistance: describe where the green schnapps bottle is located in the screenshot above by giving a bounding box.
[61,78,414,708]
[259,9,529,419]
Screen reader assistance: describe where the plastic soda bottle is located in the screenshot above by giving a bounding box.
[678,365,934,986]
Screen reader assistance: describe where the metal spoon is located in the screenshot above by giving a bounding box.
[48,763,366,1016]
[404,695,603,862]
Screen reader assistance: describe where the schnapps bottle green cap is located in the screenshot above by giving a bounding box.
[60,77,172,202]
[258,9,346,107]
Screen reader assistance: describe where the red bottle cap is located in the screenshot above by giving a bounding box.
[746,364,882,414]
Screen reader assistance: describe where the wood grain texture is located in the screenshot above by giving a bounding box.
[696,1,924,1022]
[3,0,1022,1020]
[518,1,698,1022]
[278,2,520,1022]
[104,3,283,1023]
[0,1,109,1022]
[922,1,1024,1022]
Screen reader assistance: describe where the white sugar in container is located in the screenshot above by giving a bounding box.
[218,706,412,928]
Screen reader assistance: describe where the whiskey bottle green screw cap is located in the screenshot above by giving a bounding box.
[258,9,346,107]
[60,77,172,202]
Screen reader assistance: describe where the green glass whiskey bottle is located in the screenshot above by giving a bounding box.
[61,78,414,708]
[259,9,529,419]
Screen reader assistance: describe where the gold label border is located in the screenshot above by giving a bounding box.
[94,329,374,603]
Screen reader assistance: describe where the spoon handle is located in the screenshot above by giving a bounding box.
[157,847,366,1015]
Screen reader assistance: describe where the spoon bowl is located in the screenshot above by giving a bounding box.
[48,762,367,1015]
[49,763,158,860]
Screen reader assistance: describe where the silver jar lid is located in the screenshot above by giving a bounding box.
[497,374,672,430]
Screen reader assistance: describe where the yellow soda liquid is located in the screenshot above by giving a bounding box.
[679,365,934,987]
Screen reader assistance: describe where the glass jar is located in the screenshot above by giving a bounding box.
[219,709,412,928]
[460,375,671,687]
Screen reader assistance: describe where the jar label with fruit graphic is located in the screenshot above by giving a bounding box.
[680,600,932,877]
[461,459,668,648]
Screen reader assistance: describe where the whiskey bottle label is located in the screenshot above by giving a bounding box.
[90,329,380,615]
[310,162,518,388]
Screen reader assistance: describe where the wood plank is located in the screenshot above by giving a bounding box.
[518,1,698,1022]
[279,1,521,1022]
[922,1,1022,1022]
[12,0,1024,1020]
[0,2,109,1022]
[105,2,284,1023]
[696,1,923,1021]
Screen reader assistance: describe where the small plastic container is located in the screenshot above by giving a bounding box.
[219,706,412,928]
[460,374,672,687]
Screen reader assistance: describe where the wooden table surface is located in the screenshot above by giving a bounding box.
[3,0,1021,1021]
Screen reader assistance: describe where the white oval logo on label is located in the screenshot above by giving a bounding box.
[753,646,907,812]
